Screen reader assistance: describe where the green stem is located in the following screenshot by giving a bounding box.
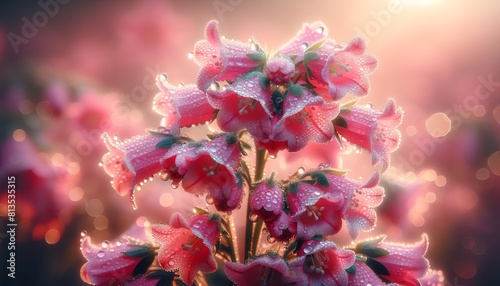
[244,148,268,261]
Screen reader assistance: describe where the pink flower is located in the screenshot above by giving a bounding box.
[194,20,262,92]
[324,172,385,239]
[250,181,283,222]
[278,22,328,56]
[335,98,403,172]
[266,212,297,242]
[320,37,378,100]
[101,133,167,198]
[153,75,215,130]
[224,254,304,286]
[290,240,355,286]
[371,235,430,286]
[80,224,154,286]
[151,213,220,285]
[166,135,243,212]
[287,182,344,239]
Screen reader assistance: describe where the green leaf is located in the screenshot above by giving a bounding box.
[332,116,348,129]
[357,235,386,248]
[306,39,326,52]
[123,246,152,258]
[193,206,208,215]
[311,171,329,187]
[288,84,303,97]
[225,133,238,145]
[258,73,270,89]
[133,255,155,276]
[247,51,266,63]
[358,246,390,258]
[236,173,244,188]
[322,168,348,175]
[341,99,359,108]
[289,55,298,61]
[155,137,179,149]
[147,130,174,137]
[346,264,356,275]
[303,51,320,63]
[147,270,176,286]
[312,234,323,241]
[288,182,299,194]
[365,257,390,276]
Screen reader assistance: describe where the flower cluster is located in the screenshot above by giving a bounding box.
[80,20,443,285]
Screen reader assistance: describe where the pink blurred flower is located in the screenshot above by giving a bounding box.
[224,254,304,286]
[101,133,167,198]
[419,269,446,286]
[80,224,154,286]
[290,240,355,286]
[151,213,220,285]
[335,98,403,172]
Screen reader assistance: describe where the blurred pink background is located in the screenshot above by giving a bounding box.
[1,0,499,284]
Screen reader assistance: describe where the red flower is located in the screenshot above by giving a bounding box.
[290,240,355,286]
[101,133,167,198]
[266,212,297,242]
[250,181,283,222]
[287,182,344,239]
[151,213,220,285]
[80,224,153,286]
[372,235,430,286]
[335,98,403,172]
[154,75,215,130]
[224,254,304,286]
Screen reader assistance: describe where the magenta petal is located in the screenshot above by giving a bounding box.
[250,182,283,221]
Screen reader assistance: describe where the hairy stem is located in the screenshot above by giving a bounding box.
[244,148,268,261]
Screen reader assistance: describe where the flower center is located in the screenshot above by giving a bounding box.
[237,98,257,115]
[306,205,325,221]
[290,110,312,127]
[329,62,351,77]
[182,234,203,256]
[304,249,329,275]
[373,127,387,142]
[202,162,221,177]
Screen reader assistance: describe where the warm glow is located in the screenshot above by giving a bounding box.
[425,113,451,138]
[13,129,26,142]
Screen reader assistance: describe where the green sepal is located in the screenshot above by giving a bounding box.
[123,246,153,258]
[288,84,303,97]
[303,51,320,63]
[146,270,176,286]
[306,39,326,52]
[225,133,238,145]
[132,255,155,277]
[311,171,329,187]
[346,264,356,275]
[312,234,323,241]
[365,257,390,276]
[247,50,266,63]
[155,137,179,149]
[288,182,299,194]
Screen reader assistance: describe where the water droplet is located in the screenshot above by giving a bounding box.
[97,251,105,258]
[80,231,87,237]
[301,42,309,50]
[251,42,260,51]
[171,183,179,189]
[267,234,276,244]
[159,73,168,82]
[269,154,277,159]
[262,228,269,235]
[282,240,290,246]
[116,241,122,247]
[316,26,325,34]
[160,170,170,181]
[298,166,306,174]
[206,195,214,205]
[98,162,103,167]
[303,245,313,254]
[210,82,220,91]
[187,52,194,60]
[168,260,175,266]
[101,240,110,248]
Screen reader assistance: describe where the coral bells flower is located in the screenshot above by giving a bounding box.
[335,98,403,172]
[224,254,304,286]
[287,182,344,239]
[151,213,220,285]
[101,132,167,199]
[194,20,263,91]
[290,240,355,286]
[153,75,215,130]
[80,224,154,286]
[250,180,283,222]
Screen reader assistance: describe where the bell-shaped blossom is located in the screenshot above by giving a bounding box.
[194,20,262,92]
[101,133,167,198]
[290,240,355,286]
[250,181,283,222]
[266,212,297,242]
[153,75,215,130]
[278,22,328,57]
[224,254,304,286]
[287,182,344,239]
[151,213,220,285]
[372,235,430,286]
[80,224,154,286]
[320,37,378,100]
[322,172,385,239]
[335,98,403,172]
